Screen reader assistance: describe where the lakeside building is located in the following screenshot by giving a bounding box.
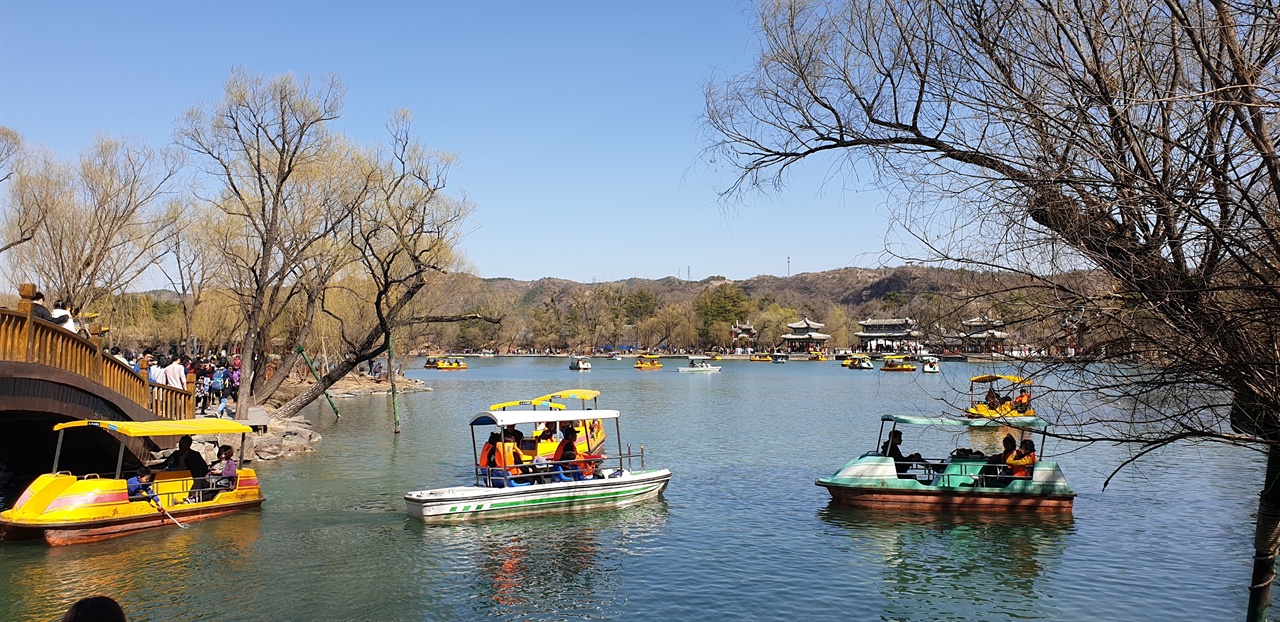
[731,321,758,352]
[957,316,1010,354]
[780,318,831,354]
[855,318,921,353]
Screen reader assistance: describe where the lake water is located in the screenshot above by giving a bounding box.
[0,357,1264,621]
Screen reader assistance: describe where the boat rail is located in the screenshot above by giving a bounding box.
[63,471,239,506]
[475,448,649,488]
[887,455,1054,488]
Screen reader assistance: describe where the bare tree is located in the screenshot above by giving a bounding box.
[177,70,374,415]
[274,111,494,419]
[0,126,42,255]
[8,137,179,311]
[706,1,1280,618]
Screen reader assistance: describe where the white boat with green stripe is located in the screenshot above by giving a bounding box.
[405,405,671,523]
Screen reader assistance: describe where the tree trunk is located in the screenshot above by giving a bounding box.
[1250,444,1280,621]
[273,349,384,420]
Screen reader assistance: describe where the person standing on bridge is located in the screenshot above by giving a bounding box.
[163,355,187,390]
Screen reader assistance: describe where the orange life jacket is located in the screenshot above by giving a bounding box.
[553,439,577,463]
[1006,451,1036,478]
[1013,393,1030,406]
[478,442,496,468]
[495,442,525,475]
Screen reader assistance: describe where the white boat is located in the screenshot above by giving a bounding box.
[479,349,496,358]
[608,352,623,361]
[770,352,789,364]
[405,404,671,523]
[677,356,722,373]
[569,356,592,371]
[921,356,940,373]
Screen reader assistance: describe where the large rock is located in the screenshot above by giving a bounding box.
[254,435,284,460]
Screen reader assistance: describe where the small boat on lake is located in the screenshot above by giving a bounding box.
[749,353,772,362]
[405,391,671,522]
[967,374,1036,418]
[425,357,468,370]
[921,356,940,373]
[0,419,264,546]
[880,355,917,372]
[608,352,623,361]
[770,352,789,364]
[816,414,1074,512]
[678,356,722,373]
[842,354,874,370]
[569,356,592,371]
[808,351,829,361]
[634,354,663,370]
[478,349,496,358]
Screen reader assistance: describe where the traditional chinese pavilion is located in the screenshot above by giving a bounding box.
[854,318,921,353]
[780,318,831,354]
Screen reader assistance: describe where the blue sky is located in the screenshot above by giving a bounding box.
[0,0,897,283]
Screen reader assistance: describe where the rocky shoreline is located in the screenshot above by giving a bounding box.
[154,373,431,466]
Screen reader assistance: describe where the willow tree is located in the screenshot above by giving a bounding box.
[8,136,179,311]
[705,1,1280,617]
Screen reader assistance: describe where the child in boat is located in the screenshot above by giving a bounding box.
[1006,439,1037,479]
[127,466,160,504]
[209,445,237,489]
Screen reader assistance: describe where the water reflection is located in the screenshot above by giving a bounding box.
[818,504,1074,621]
[411,502,669,620]
[4,511,263,620]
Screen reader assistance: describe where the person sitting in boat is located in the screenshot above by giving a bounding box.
[1013,388,1031,413]
[985,387,1001,410]
[881,430,943,478]
[495,431,533,485]
[166,435,211,503]
[551,428,584,481]
[209,445,237,490]
[975,434,1017,486]
[1005,439,1037,480]
[127,466,160,504]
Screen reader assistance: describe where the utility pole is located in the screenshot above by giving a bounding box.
[787,256,791,277]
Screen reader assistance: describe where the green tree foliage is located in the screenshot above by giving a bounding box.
[695,283,751,345]
[623,289,658,323]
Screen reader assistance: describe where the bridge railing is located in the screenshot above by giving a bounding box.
[0,303,195,421]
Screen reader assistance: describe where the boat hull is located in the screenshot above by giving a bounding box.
[817,456,1074,513]
[405,469,671,523]
[817,483,1073,511]
[2,498,264,545]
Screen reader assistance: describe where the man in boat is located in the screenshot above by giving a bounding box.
[166,435,211,502]
[881,430,943,478]
[1013,388,1031,413]
[126,466,160,504]
[552,428,583,481]
[984,387,1001,410]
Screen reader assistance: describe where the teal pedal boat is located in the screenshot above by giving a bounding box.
[817,414,1075,512]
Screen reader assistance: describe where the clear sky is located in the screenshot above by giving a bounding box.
[0,0,898,283]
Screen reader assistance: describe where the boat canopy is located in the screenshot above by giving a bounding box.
[879,414,1050,428]
[53,419,254,437]
[883,354,908,360]
[530,389,600,402]
[639,354,661,359]
[969,374,1031,385]
[470,409,621,427]
[488,399,566,411]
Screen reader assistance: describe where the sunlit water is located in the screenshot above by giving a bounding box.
[0,358,1262,621]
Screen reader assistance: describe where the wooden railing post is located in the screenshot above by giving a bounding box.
[187,372,196,419]
[88,324,104,383]
[18,283,36,363]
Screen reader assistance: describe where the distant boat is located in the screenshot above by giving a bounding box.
[678,356,722,373]
[608,352,623,361]
[569,356,592,371]
[770,352,789,364]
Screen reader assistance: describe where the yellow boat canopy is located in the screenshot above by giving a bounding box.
[969,374,1032,385]
[488,399,566,411]
[53,419,254,437]
[883,355,908,360]
[639,354,661,359]
[530,389,601,403]
[470,409,620,427]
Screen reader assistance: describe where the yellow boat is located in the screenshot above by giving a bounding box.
[704,353,723,361]
[966,374,1037,418]
[489,389,608,456]
[841,354,874,369]
[808,351,829,361]
[425,357,468,370]
[749,353,772,362]
[634,354,663,370]
[880,355,917,372]
[0,419,264,546]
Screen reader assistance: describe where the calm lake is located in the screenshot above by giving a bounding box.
[0,357,1262,621]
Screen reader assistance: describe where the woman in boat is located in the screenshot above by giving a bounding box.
[975,434,1017,486]
[1006,439,1037,480]
[209,445,237,490]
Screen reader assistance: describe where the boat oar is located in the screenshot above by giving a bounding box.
[153,501,189,529]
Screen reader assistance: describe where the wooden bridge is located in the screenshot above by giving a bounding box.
[0,284,196,487]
